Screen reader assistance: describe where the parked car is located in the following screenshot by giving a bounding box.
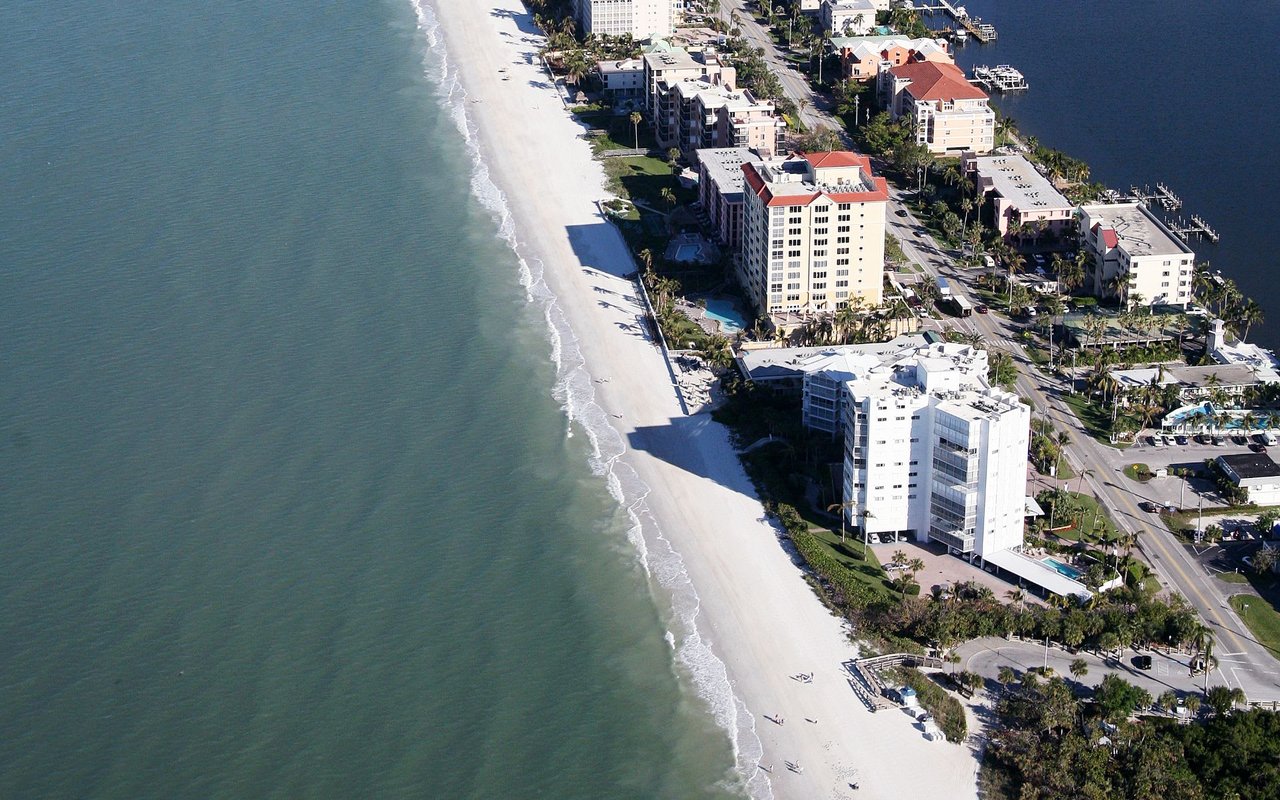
[1025,306,1038,318]
[1162,434,1174,446]
[1252,443,1269,453]
[1195,434,1210,445]
[1176,435,1189,446]
[1147,435,1160,447]
[1133,654,1153,671]
[1212,436,1224,446]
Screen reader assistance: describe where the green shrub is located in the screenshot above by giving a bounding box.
[902,667,967,743]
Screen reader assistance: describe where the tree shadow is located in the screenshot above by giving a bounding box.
[489,7,541,36]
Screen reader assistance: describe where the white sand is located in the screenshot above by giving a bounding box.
[425,2,980,797]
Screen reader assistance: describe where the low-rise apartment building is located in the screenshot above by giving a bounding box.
[1216,454,1280,505]
[820,0,876,36]
[1078,202,1194,308]
[962,153,1074,238]
[839,342,1030,558]
[596,58,645,104]
[739,151,889,317]
[697,148,763,250]
[831,34,952,82]
[880,61,994,155]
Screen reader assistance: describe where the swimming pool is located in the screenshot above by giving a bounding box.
[674,243,702,261]
[703,299,746,333]
[1041,557,1083,580]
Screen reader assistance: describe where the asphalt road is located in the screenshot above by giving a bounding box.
[884,190,1280,700]
[715,0,1280,698]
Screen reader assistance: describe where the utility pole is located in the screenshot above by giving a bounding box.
[853,94,860,127]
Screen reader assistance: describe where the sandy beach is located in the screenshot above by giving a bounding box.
[426,2,980,797]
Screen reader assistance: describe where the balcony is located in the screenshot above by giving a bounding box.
[929,526,975,553]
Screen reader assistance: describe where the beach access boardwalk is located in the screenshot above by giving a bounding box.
[846,653,945,711]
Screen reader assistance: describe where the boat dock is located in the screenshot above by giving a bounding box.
[971,65,1027,92]
[913,1,997,42]
[1129,182,1182,210]
[1167,214,1221,244]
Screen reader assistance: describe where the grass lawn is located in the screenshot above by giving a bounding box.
[1045,490,1119,543]
[1231,593,1280,657]
[805,524,895,602]
[602,155,694,210]
[1218,571,1250,584]
[1123,463,1153,483]
[1061,392,1133,448]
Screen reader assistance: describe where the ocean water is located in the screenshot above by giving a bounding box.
[0,2,739,797]
[943,1,1280,350]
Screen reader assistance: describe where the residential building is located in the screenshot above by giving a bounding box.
[880,61,994,155]
[732,332,938,393]
[830,34,951,82]
[1078,202,1194,308]
[670,78,780,156]
[642,44,736,148]
[1216,454,1280,505]
[739,151,889,316]
[838,342,1030,559]
[1110,363,1264,405]
[574,0,674,39]
[697,148,763,250]
[962,153,1074,239]
[596,58,645,105]
[1206,318,1280,383]
[820,0,876,36]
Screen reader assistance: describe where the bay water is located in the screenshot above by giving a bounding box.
[945,0,1280,349]
[0,2,738,797]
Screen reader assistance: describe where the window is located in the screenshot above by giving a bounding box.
[814,228,828,236]
[836,280,848,287]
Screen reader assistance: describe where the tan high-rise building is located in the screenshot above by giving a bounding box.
[739,152,888,316]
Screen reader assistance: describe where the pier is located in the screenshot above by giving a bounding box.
[971,65,1027,92]
[912,1,997,42]
[1128,183,1183,211]
[1167,214,1221,244]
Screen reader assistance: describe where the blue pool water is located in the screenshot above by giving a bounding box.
[704,299,746,333]
[674,243,701,261]
[1042,557,1083,580]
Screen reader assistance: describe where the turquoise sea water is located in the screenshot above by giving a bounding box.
[0,2,737,797]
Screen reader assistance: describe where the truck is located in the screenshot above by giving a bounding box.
[951,295,974,317]
[936,277,952,298]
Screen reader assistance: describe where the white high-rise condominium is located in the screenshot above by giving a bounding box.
[739,151,888,316]
[574,0,674,38]
[838,342,1030,559]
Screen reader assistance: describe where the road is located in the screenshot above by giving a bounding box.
[715,0,1280,697]
[721,2,848,135]
[885,191,1280,701]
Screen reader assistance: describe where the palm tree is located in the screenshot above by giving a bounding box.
[858,507,875,548]
[629,111,643,150]
[827,499,857,544]
[659,187,677,215]
[1069,658,1088,681]
[1005,588,1025,609]
[1074,467,1095,497]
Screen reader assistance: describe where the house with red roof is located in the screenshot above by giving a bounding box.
[737,152,889,317]
[879,61,994,155]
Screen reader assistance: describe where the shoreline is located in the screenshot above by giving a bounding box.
[423,2,981,797]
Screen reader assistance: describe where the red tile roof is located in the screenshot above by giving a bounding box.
[800,151,872,170]
[1102,228,1119,248]
[740,161,889,207]
[889,61,987,102]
